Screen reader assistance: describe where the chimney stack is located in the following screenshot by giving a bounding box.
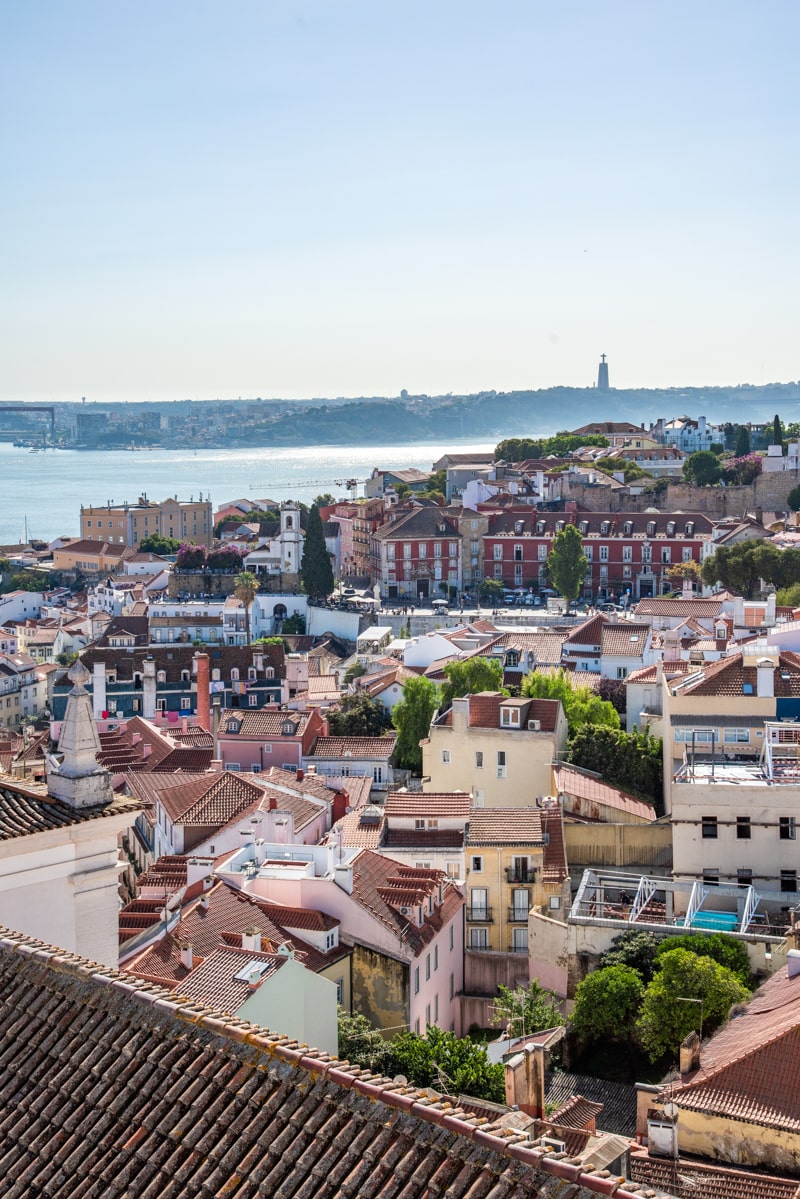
[787,949,800,979]
[194,652,211,733]
[179,943,194,971]
[242,927,262,953]
[679,1029,701,1075]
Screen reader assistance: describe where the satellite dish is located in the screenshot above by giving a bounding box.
[393,1075,408,1087]
[663,1102,679,1119]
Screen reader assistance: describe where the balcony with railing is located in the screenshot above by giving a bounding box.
[509,942,529,954]
[466,906,493,923]
[505,867,536,884]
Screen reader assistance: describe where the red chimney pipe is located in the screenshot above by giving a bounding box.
[194,652,211,733]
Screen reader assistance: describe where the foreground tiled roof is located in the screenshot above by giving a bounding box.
[629,1149,800,1199]
[0,929,643,1199]
[669,963,800,1131]
[0,777,141,840]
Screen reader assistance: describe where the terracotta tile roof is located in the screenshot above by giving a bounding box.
[351,851,463,953]
[460,692,560,732]
[126,881,344,979]
[553,764,656,822]
[599,623,650,656]
[629,1150,800,1199]
[332,806,385,848]
[0,924,658,1199]
[467,808,546,846]
[675,650,800,698]
[217,706,315,737]
[152,746,215,772]
[669,963,800,1131]
[625,661,694,684]
[634,596,724,618]
[0,778,141,840]
[565,614,609,646]
[308,734,396,760]
[177,773,267,826]
[176,946,285,1013]
[385,790,470,818]
[259,904,340,932]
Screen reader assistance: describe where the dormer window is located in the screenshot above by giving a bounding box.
[600,520,610,535]
[536,520,546,535]
[157,670,166,683]
[666,521,676,536]
[248,667,257,680]
[281,719,295,736]
[579,521,589,535]
[501,706,520,727]
[647,520,656,537]
[231,668,239,681]
[226,718,241,734]
[623,520,633,535]
[555,520,565,532]
[181,669,190,682]
[685,521,695,536]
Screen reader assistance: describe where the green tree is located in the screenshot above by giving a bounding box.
[343,661,366,684]
[479,578,505,602]
[567,724,663,808]
[653,933,752,988]
[300,504,334,598]
[665,560,702,591]
[281,613,306,634]
[440,656,505,707]
[777,582,800,607]
[788,485,800,513]
[773,414,783,446]
[521,669,620,735]
[734,425,751,457]
[571,966,644,1045]
[392,676,440,772]
[490,980,564,1039]
[598,929,660,983]
[327,692,392,737]
[637,948,749,1062]
[138,533,181,555]
[546,524,587,612]
[312,493,335,510]
[387,1027,505,1103]
[337,1008,391,1071]
[683,451,722,487]
[233,570,260,645]
[701,541,786,599]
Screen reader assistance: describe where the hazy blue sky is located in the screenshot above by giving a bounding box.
[2,1,798,402]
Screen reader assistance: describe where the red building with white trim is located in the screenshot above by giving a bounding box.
[482,510,713,602]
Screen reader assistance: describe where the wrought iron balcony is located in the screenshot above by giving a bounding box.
[466,906,493,922]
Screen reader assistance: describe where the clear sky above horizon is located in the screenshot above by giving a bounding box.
[2,1,798,403]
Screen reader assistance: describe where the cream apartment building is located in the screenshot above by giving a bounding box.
[423,692,567,804]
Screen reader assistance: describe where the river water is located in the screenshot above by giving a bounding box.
[0,440,495,545]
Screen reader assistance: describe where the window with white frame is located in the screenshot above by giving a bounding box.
[661,548,671,563]
[441,749,451,764]
[475,751,483,768]
[469,928,488,949]
[723,728,750,743]
[623,546,632,562]
[538,544,547,561]
[599,545,609,561]
[583,545,593,562]
[683,547,693,562]
[493,544,503,561]
[418,542,427,558]
[404,543,412,559]
[497,750,506,778]
[642,544,652,562]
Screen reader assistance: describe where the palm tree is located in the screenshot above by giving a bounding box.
[233,570,260,645]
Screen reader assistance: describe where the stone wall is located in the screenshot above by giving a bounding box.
[566,468,800,519]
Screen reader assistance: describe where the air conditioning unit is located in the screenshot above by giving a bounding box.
[540,1136,566,1154]
[400,906,409,914]
[528,719,541,731]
